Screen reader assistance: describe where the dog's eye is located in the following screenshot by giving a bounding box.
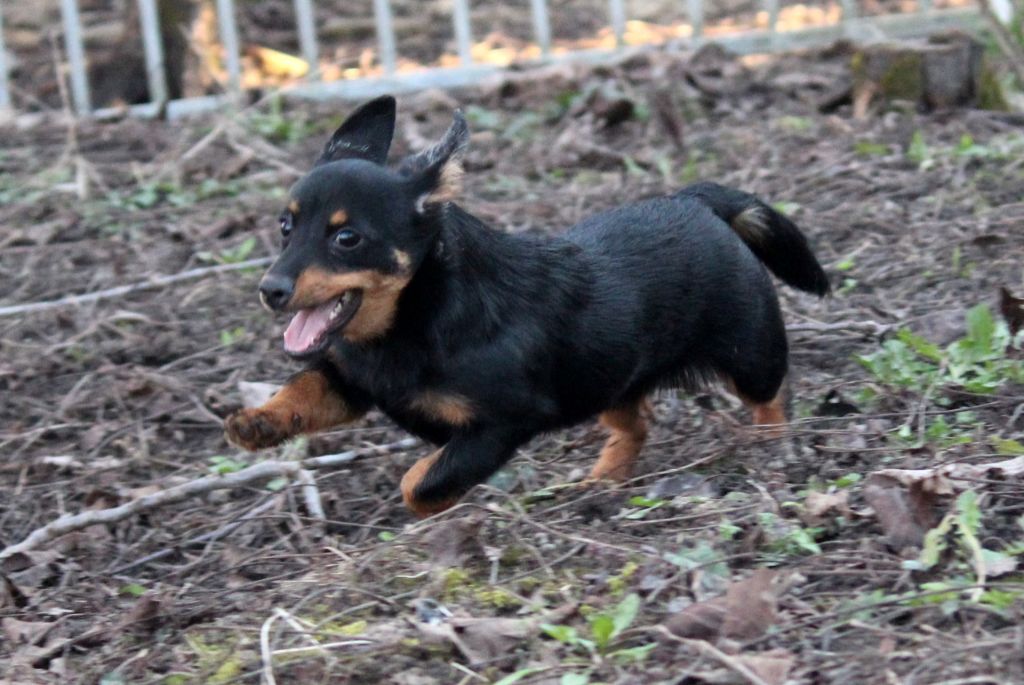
[279,214,293,238]
[333,229,362,249]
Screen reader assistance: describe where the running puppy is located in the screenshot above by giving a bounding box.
[225,96,830,516]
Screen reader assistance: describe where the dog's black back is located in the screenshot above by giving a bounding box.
[333,183,827,503]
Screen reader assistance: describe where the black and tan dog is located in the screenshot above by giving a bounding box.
[224,95,830,516]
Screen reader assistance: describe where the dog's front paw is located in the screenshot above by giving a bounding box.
[224,408,294,451]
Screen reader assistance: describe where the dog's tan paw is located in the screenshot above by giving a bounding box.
[224,408,294,451]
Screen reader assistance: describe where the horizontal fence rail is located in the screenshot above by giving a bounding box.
[0,0,982,119]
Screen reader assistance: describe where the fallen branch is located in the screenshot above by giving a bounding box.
[0,257,273,318]
[785,319,894,336]
[108,496,281,574]
[656,627,772,685]
[0,437,418,560]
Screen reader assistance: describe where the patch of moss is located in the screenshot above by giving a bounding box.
[323,619,367,637]
[183,632,250,684]
[976,65,1010,111]
[474,587,523,609]
[517,576,542,593]
[878,52,925,101]
[443,568,473,599]
[608,560,639,596]
[500,546,527,566]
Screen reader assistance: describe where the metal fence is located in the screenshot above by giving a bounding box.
[0,0,980,119]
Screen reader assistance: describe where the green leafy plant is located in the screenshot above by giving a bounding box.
[219,326,247,346]
[541,593,652,665]
[753,512,823,559]
[107,178,242,211]
[198,237,258,265]
[208,455,247,475]
[905,490,1019,610]
[854,140,889,156]
[907,130,932,168]
[247,95,315,143]
[623,495,666,519]
[859,304,1023,395]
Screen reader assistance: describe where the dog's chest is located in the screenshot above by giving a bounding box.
[328,346,466,444]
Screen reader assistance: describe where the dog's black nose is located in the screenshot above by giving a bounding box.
[258,274,294,311]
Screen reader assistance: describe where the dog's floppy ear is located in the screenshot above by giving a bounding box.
[315,95,396,167]
[401,110,470,211]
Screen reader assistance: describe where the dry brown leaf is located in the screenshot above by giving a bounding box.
[420,512,487,568]
[873,456,1024,490]
[2,617,56,646]
[414,602,575,665]
[1,549,64,595]
[802,490,851,526]
[117,593,164,633]
[949,456,1024,479]
[664,569,788,643]
[738,649,796,685]
[664,596,729,641]
[0,548,62,574]
[869,467,955,495]
[863,473,939,550]
[865,456,1024,550]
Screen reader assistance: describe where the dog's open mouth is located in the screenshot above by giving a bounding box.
[282,290,362,356]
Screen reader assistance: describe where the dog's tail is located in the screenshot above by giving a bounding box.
[678,182,831,296]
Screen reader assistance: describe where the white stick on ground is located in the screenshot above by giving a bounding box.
[0,437,418,560]
[0,257,273,318]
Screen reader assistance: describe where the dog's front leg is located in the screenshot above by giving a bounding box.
[400,428,522,517]
[225,364,368,451]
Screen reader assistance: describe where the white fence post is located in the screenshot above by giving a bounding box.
[764,0,779,47]
[137,0,168,105]
[59,0,91,113]
[609,0,626,47]
[530,0,552,57]
[215,0,242,95]
[293,0,319,78]
[9,0,986,119]
[0,2,10,111]
[372,0,397,74]
[452,0,473,65]
[688,0,704,39]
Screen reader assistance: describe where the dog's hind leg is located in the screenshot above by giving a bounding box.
[743,389,786,437]
[725,376,787,438]
[589,399,650,482]
[400,428,522,517]
[225,364,368,451]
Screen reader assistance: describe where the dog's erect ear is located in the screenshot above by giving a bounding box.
[315,95,396,167]
[400,110,470,211]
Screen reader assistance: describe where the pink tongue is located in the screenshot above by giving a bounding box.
[283,300,335,353]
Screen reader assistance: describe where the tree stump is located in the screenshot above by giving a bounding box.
[851,31,1008,116]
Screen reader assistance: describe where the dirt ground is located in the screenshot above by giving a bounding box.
[1,42,1024,684]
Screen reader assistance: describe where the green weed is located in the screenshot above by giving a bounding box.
[858,304,1023,395]
[247,95,315,143]
[541,593,653,677]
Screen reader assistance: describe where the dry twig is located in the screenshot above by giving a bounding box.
[656,626,772,685]
[0,438,418,560]
[0,257,272,318]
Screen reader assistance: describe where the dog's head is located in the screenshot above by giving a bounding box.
[258,95,469,357]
